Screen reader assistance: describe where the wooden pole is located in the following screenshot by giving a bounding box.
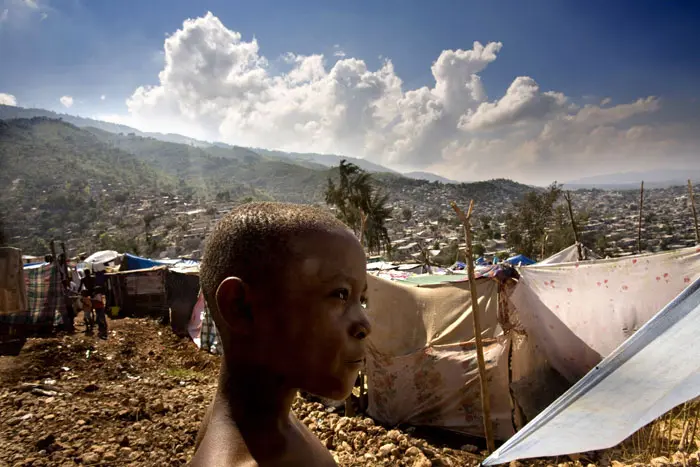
[450,200,496,453]
[346,210,369,417]
[638,181,644,254]
[689,180,700,244]
[564,192,583,261]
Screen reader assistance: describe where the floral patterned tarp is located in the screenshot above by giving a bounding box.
[365,275,516,440]
[511,245,700,383]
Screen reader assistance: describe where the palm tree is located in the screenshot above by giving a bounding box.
[325,160,392,254]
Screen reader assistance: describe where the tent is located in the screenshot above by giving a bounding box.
[83,250,120,272]
[504,254,535,266]
[365,274,516,440]
[537,242,599,265]
[1,248,28,316]
[106,266,169,319]
[509,245,700,383]
[484,275,700,465]
[166,269,200,336]
[120,253,166,271]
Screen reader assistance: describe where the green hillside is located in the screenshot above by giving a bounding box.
[84,129,331,203]
[0,118,174,253]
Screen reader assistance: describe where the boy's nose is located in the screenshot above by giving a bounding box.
[350,309,372,340]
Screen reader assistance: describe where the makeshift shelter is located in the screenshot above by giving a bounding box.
[485,275,700,465]
[119,253,166,272]
[365,274,516,440]
[0,248,27,316]
[83,250,120,272]
[1,248,30,348]
[188,290,221,355]
[166,268,200,336]
[0,260,65,341]
[106,266,168,319]
[537,242,599,265]
[510,245,700,383]
[504,254,535,266]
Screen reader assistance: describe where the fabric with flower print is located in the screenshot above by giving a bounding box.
[365,275,515,440]
[511,246,700,382]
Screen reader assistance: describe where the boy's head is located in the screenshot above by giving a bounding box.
[201,202,371,400]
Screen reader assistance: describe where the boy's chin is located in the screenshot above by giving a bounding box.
[304,376,356,402]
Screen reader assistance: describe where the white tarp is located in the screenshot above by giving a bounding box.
[511,246,700,382]
[83,250,120,271]
[483,276,700,465]
[537,243,598,265]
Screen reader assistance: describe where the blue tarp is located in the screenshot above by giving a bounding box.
[505,254,536,266]
[483,276,700,465]
[121,253,200,272]
[121,253,165,271]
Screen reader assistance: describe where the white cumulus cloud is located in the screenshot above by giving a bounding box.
[59,95,73,108]
[0,92,18,106]
[117,12,700,184]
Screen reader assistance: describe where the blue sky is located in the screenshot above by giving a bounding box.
[1,0,699,182]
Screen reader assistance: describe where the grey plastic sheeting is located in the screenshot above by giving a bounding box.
[483,276,700,465]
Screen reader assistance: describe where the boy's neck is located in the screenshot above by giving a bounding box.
[217,358,297,433]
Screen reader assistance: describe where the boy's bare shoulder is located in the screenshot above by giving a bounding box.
[190,411,337,467]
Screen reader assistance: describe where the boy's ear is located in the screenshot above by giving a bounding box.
[215,277,253,335]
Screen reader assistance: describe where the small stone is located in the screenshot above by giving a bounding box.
[334,417,351,433]
[461,444,478,453]
[82,452,100,463]
[43,414,55,421]
[76,420,86,426]
[412,453,433,467]
[378,443,396,457]
[340,441,352,452]
[386,429,401,441]
[151,401,166,413]
[91,445,106,454]
[405,446,422,457]
[650,456,670,467]
[672,452,687,465]
[103,451,118,461]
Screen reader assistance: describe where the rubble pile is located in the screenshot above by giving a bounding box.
[1,318,699,466]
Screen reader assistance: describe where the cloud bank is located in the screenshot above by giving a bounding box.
[115,12,699,184]
[0,92,17,106]
[59,95,73,108]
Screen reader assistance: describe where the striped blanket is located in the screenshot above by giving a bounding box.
[188,290,222,355]
[16,262,63,328]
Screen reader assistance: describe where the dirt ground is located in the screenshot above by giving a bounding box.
[1,316,698,467]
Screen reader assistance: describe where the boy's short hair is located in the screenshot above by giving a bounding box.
[200,202,349,318]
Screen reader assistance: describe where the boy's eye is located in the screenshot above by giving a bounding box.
[360,296,368,309]
[334,289,350,301]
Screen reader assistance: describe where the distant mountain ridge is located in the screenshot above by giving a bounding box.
[0,104,397,174]
[564,169,700,190]
[403,171,459,184]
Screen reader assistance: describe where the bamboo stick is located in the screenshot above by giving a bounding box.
[564,191,583,261]
[638,181,644,254]
[450,200,495,453]
[689,180,699,244]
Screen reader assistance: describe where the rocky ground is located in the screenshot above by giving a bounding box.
[1,317,699,467]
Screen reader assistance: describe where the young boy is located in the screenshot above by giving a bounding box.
[190,202,371,467]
